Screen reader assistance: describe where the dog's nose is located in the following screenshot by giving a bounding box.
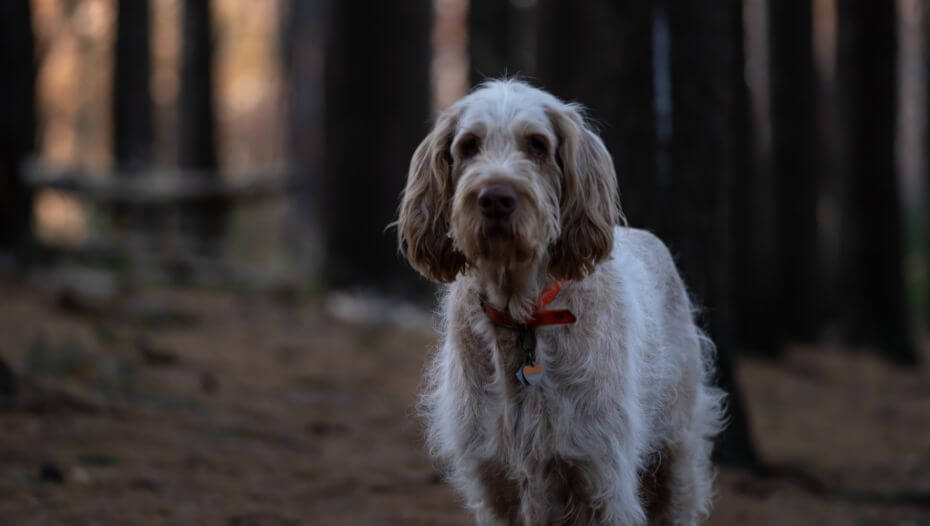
[478,184,517,219]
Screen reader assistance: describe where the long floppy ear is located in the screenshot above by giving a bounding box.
[395,107,468,283]
[546,103,624,281]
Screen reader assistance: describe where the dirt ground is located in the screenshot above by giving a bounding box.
[1,278,928,525]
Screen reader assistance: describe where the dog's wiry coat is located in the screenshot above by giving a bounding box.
[396,80,725,525]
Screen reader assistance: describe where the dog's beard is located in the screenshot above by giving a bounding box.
[450,195,546,273]
[448,163,562,283]
[477,220,535,267]
[448,170,561,319]
[450,207,544,319]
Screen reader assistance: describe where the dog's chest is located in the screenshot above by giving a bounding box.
[485,328,573,454]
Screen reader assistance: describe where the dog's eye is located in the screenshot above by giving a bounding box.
[458,135,480,159]
[527,134,548,158]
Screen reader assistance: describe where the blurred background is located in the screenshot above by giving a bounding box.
[1,0,929,524]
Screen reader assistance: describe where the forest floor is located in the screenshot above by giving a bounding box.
[0,277,929,525]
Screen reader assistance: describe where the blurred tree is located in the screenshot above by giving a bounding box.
[0,0,35,391]
[536,0,658,230]
[112,0,153,231]
[323,0,431,294]
[469,0,537,84]
[113,0,154,172]
[834,0,916,364]
[283,0,328,274]
[0,0,36,267]
[178,0,225,249]
[767,0,820,348]
[926,1,930,328]
[731,0,778,355]
[664,0,759,466]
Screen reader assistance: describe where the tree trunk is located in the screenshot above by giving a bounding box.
[283,0,329,274]
[468,0,536,86]
[113,0,153,171]
[925,0,930,328]
[665,0,759,467]
[731,0,780,355]
[0,0,36,381]
[323,0,432,295]
[0,0,36,264]
[768,0,820,346]
[536,1,658,230]
[834,0,917,364]
[178,0,224,248]
[113,0,153,230]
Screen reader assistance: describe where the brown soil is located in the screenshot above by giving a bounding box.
[0,280,928,525]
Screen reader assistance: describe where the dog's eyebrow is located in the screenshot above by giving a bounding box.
[453,119,488,138]
[510,118,553,139]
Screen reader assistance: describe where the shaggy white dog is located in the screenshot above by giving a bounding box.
[395,80,725,525]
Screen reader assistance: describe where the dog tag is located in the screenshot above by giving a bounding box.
[516,363,544,387]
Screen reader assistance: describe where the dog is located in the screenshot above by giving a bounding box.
[395,80,724,525]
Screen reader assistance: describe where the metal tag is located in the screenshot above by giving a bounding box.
[516,363,544,387]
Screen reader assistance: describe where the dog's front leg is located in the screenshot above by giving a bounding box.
[592,444,648,526]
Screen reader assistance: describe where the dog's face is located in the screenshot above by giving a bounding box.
[447,85,564,274]
[397,80,621,283]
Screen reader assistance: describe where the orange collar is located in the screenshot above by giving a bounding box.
[480,281,576,329]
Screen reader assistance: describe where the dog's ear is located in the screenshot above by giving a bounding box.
[395,106,468,283]
[546,103,623,281]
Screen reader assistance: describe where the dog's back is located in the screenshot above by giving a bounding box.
[609,226,726,522]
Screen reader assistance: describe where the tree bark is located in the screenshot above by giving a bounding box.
[767,0,821,347]
[323,0,432,295]
[665,0,759,467]
[834,0,917,365]
[112,1,153,230]
[113,0,153,171]
[179,0,217,172]
[283,0,329,274]
[536,0,658,230]
[178,0,225,247]
[731,0,779,354]
[925,0,930,328]
[0,0,37,262]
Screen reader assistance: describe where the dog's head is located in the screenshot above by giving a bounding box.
[396,80,622,283]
